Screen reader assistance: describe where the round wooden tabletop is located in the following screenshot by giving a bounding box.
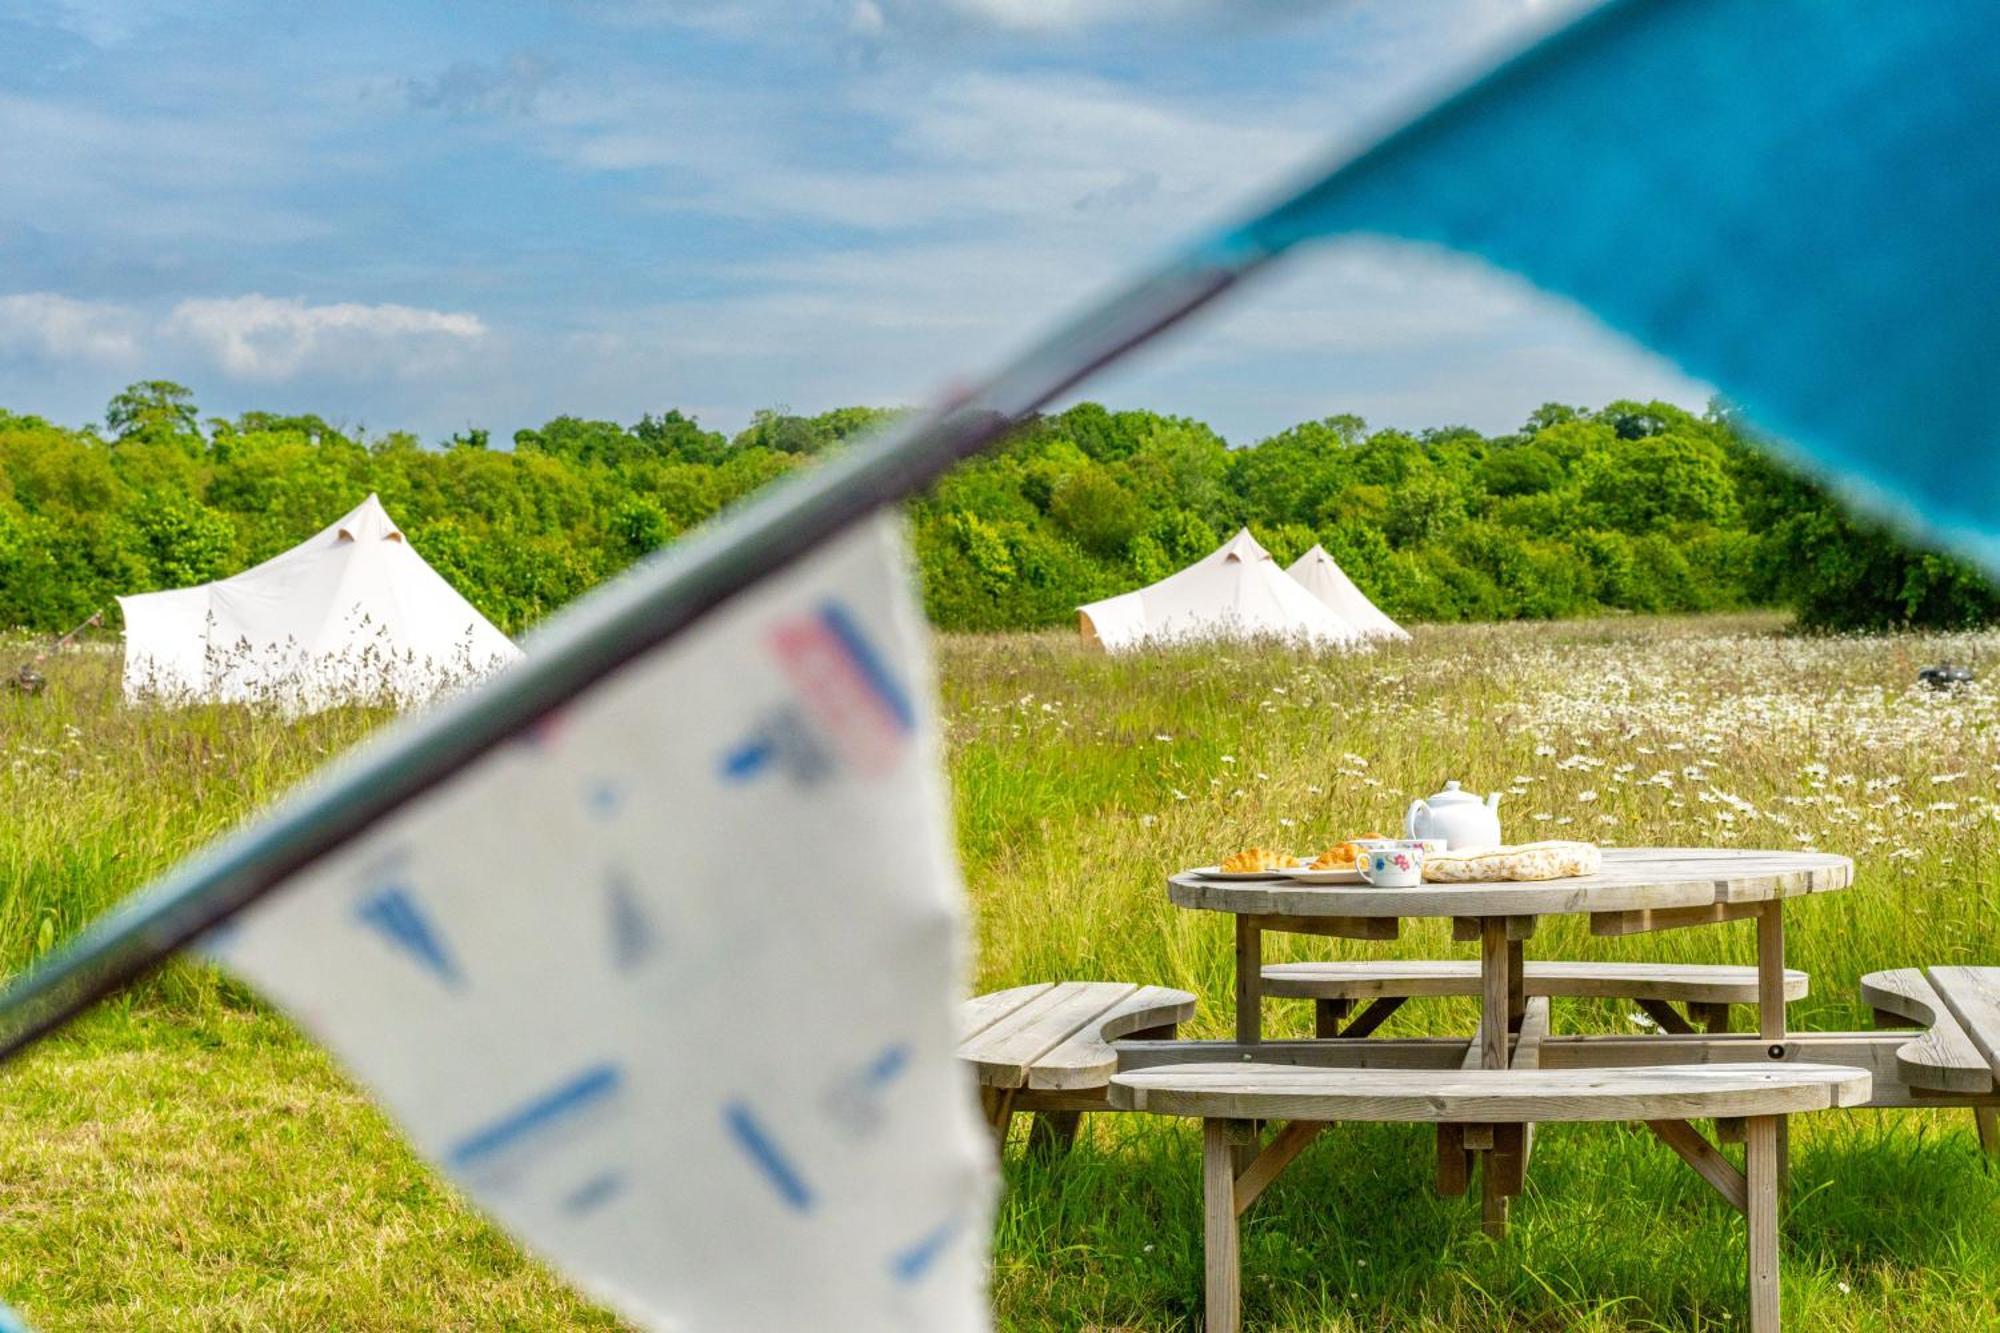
[1168,847,1853,921]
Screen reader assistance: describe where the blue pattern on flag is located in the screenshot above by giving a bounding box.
[354,885,461,989]
[862,1042,910,1089]
[1194,0,2000,569]
[605,873,660,971]
[817,601,915,733]
[724,1100,815,1212]
[562,1170,627,1215]
[447,1063,623,1170]
[889,1213,963,1285]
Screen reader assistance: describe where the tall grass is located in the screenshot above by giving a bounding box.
[2,615,1998,1329]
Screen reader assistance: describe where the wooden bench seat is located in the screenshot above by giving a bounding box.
[1262,959,1808,1037]
[1862,966,2000,1152]
[958,980,1196,1154]
[1109,1060,1871,1333]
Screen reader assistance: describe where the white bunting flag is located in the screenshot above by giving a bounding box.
[206,515,994,1331]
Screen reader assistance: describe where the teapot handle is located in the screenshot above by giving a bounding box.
[1403,800,1426,838]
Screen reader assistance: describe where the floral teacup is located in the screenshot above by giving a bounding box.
[1354,839,1427,887]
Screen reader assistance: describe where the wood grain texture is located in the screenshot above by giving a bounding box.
[1757,902,1786,1043]
[957,981,1195,1090]
[1107,1062,1873,1122]
[1927,966,2000,1080]
[1232,1120,1325,1215]
[1481,918,1511,1071]
[1204,1120,1242,1333]
[1171,848,1851,921]
[1646,1118,1747,1213]
[1261,959,1810,1004]
[1235,919,1262,1044]
[1746,1115,1782,1333]
[1859,968,1994,1093]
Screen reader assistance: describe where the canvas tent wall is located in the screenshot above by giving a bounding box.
[1077,528,1366,652]
[118,494,521,709]
[1286,544,1409,640]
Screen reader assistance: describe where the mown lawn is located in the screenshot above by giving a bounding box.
[3,616,1999,1329]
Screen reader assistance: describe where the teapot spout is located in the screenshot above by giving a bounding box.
[1485,791,1501,810]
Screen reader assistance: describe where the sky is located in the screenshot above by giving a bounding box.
[0,0,1711,445]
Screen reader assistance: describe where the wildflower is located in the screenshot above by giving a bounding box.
[1255,772,1270,781]
[1533,812,1552,822]
[1220,754,1236,765]
[1172,789,1189,801]
[1153,733,1173,742]
[1534,743,1556,757]
[1139,815,1158,829]
[1577,790,1598,803]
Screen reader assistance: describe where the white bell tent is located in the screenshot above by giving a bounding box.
[1077,528,1367,651]
[119,494,521,709]
[1286,544,1409,641]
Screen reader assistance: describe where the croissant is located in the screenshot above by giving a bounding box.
[1309,835,1384,870]
[1221,846,1290,873]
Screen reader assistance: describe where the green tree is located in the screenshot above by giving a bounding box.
[105,381,202,449]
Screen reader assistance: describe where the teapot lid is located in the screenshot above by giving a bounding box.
[1426,779,1480,805]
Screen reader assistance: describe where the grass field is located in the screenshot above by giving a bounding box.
[3,615,1999,1329]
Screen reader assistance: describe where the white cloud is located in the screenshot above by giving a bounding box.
[161,296,488,381]
[0,292,143,364]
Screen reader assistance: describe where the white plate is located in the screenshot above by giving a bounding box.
[1279,866,1364,884]
[1188,864,1296,881]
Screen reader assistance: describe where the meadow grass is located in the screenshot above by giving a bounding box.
[3,616,1999,1329]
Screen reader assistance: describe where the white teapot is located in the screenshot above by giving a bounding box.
[1405,780,1502,850]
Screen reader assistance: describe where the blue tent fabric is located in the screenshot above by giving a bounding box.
[1201,0,2000,568]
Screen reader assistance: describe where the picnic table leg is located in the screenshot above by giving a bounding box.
[1975,1105,1999,1156]
[1480,917,1511,1071]
[1236,917,1262,1045]
[1756,902,1790,1186]
[1746,1114,1782,1333]
[1204,1119,1244,1333]
[1476,917,1516,1239]
[1506,937,1526,1034]
[1027,1111,1082,1162]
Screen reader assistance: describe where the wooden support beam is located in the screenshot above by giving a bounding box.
[1481,917,1511,1071]
[1204,1120,1243,1333]
[1026,1110,1082,1162]
[1646,1118,1747,1214]
[1339,996,1406,1039]
[1746,1115,1782,1333]
[1257,913,1400,941]
[980,1086,1017,1148]
[1452,914,1536,942]
[1313,997,1352,1038]
[1507,938,1527,1033]
[1235,919,1261,1045]
[1233,1120,1326,1215]
[1480,1152,1510,1238]
[1757,903,1787,1043]
[1436,1124,1471,1196]
[1589,899,1765,937]
[1638,998,1698,1035]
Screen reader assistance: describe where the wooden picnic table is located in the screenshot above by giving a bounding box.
[1167,847,1854,1067]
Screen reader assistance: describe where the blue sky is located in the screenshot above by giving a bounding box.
[0,0,1707,444]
